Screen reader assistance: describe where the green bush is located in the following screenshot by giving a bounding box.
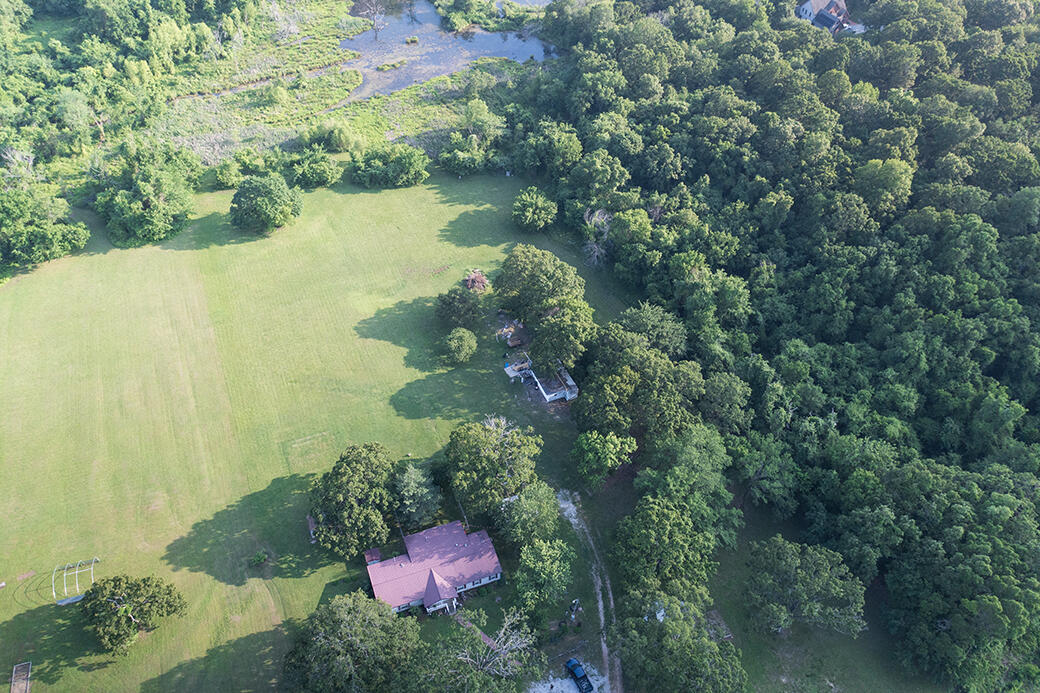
[94,137,202,244]
[256,81,291,107]
[233,147,273,176]
[230,173,303,234]
[444,327,478,364]
[512,186,557,232]
[300,120,365,154]
[291,146,343,188]
[327,125,364,155]
[352,143,430,188]
[214,159,244,189]
[439,132,493,176]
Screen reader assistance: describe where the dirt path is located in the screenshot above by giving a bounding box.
[557,490,624,693]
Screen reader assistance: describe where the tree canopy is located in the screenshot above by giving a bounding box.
[229,173,303,233]
[352,143,430,188]
[93,137,201,244]
[284,591,429,693]
[746,535,866,637]
[497,478,560,546]
[445,416,542,516]
[310,443,395,558]
[514,537,574,615]
[80,575,186,655]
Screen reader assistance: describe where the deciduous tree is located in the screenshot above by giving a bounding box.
[614,593,747,693]
[283,591,428,693]
[571,430,636,487]
[435,286,483,328]
[81,575,186,655]
[497,478,560,545]
[230,173,302,233]
[514,538,574,614]
[746,535,866,636]
[446,417,541,515]
[511,186,557,232]
[311,443,395,558]
[444,327,478,364]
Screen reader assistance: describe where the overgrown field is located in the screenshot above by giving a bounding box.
[0,173,620,691]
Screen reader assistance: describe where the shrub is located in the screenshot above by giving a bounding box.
[256,80,291,107]
[444,327,478,364]
[291,146,343,188]
[301,120,365,154]
[233,147,271,176]
[215,159,244,189]
[94,138,201,244]
[352,143,430,188]
[439,132,493,176]
[512,186,557,232]
[230,173,303,233]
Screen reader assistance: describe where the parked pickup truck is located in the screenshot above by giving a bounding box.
[565,658,595,693]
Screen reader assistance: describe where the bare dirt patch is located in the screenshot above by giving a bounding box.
[556,490,623,693]
[17,571,36,581]
[528,665,609,693]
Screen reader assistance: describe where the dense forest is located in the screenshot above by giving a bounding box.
[5,0,1040,689]
[487,0,1040,689]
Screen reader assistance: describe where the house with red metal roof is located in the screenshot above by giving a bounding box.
[366,521,502,614]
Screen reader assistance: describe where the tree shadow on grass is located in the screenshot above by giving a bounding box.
[355,296,443,372]
[162,475,335,586]
[139,624,292,693]
[437,206,515,250]
[388,362,519,421]
[0,602,109,685]
[158,212,266,252]
[318,577,366,606]
[425,174,521,249]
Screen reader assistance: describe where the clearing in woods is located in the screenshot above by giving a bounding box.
[0,173,626,691]
[0,170,942,692]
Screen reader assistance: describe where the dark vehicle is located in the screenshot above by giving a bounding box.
[565,658,595,693]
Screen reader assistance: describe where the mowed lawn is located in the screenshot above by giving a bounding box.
[0,173,628,691]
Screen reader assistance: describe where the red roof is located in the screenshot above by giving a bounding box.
[424,570,458,605]
[366,522,502,610]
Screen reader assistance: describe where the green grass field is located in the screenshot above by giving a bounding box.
[0,173,626,691]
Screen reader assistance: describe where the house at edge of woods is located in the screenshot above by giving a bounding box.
[795,0,865,35]
[366,521,502,615]
[503,352,579,402]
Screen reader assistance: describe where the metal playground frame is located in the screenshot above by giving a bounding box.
[52,557,100,606]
